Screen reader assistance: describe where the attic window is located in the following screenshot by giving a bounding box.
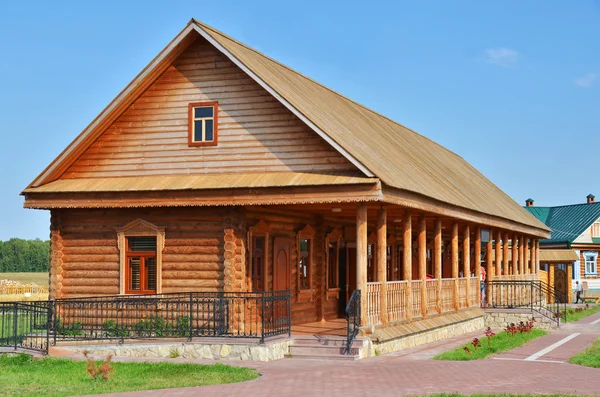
[188,102,218,146]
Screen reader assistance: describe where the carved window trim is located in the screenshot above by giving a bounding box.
[326,228,343,300]
[248,220,270,292]
[117,219,165,295]
[297,225,316,301]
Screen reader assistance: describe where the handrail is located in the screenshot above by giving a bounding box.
[486,280,566,327]
[345,289,361,355]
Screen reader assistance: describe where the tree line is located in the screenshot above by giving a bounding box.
[0,238,50,272]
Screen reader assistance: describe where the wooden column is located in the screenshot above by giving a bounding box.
[502,232,509,275]
[512,234,518,276]
[434,219,442,314]
[535,240,540,274]
[377,207,388,325]
[520,236,526,275]
[356,204,368,326]
[495,230,502,277]
[403,211,412,322]
[486,234,493,306]
[463,225,471,308]
[451,223,459,311]
[548,264,555,304]
[418,215,427,318]
[474,227,482,306]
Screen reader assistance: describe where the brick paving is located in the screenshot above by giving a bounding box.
[76,312,600,397]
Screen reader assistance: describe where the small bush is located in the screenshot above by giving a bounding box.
[56,319,84,336]
[82,351,114,381]
[102,320,128,338]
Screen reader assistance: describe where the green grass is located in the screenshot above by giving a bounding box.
[0,273,48,285]
[549,304,600,322]
[0,353,258,397]
[434,329,548,361]
[569,338,600,368]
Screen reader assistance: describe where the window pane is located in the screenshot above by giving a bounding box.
[194,120,204,142]
[299,238,310,289]
[146,257,156,291]
[129,257,141,290]
[194,106,213,118]
[252,236,265,291]
[328,241,338,288]
[205,119,214,141]
[128,237,157,252]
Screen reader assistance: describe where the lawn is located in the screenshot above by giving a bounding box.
[0,353,258,397]
[549,304,600,323]
[0,273,48,285]
[434,329,547,361]
[569,338,600,368]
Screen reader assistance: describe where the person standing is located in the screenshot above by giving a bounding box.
[480,266,487,308]
[575,281,583,304]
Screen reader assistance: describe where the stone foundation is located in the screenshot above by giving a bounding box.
[484,310,553,330]
[364,310,485,357]
[61,338,292,362]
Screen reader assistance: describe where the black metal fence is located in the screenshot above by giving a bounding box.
[0,290,291,354]
[345,289,361,355]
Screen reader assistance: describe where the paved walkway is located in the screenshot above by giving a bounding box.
[78,312,600,397]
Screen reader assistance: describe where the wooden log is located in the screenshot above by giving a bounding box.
[451,223,459,311]
[377,207,388,325]
[495,230,502,277]
[519,236,525,275]
[503,232,509,275]
[418,215,427,318]
[463,225,470,308]
[403,210,412,322]
[486,234,493,306]
[356,203,368,327]
[512,234,518,275]
[434,219,442,314]
[474,227,481,306]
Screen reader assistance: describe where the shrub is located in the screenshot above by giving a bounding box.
[134,316,173,337]
[82,351,114,381]
[102,320,128,338]
[56,319,84,336]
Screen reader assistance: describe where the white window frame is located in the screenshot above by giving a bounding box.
[583,251,598,276]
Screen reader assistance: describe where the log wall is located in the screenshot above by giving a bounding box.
[61,37,356,179]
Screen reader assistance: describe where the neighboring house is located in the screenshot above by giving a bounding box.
[22,20,549,341]
[525,195,600,298]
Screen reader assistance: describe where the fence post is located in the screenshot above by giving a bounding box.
[260,292,265,344]
[46,301,53,353]
[188,292,193,342]
[13,303,18,351]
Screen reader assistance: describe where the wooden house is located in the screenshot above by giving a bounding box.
[22,20,550,335]
[525,196,600,299]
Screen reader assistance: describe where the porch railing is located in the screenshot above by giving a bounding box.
[366,282,381,326]
[468,277,479,307]
[425,279,439,316]
[440,278,455,313]
[386,281,408,323]
[457,278,468,309]
[411,280,423,319]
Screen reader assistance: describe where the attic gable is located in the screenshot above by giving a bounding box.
[60,36,358,179]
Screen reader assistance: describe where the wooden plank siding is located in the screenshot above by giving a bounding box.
[61,37,356,179]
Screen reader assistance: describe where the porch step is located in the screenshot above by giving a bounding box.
[287,336,364,360]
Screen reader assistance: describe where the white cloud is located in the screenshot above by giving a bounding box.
[574,73,597,88]
[484,47,519,68]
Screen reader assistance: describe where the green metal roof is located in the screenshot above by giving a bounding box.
[525,202,600,244]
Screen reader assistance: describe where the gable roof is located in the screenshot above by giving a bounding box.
[24,20,548,234]
[525,202,600,243]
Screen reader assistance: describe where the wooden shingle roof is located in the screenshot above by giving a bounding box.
[24,20,549,234]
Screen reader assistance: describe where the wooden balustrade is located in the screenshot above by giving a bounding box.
[1,285,49,295]
[457,278,468,309]
[386,280,408,323]
[468,277,479,307]
[425,279,439,316]
[366,282,382,325]
[411,280,423,319]
[440,278,455,313]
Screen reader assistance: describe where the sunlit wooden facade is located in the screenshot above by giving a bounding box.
[23,20,550,329]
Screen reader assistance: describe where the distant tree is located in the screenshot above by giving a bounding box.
[0,238,50,272]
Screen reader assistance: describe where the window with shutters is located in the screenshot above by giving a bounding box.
[584,252,598,276]
[188,102,218,146]
[125,237,157,294]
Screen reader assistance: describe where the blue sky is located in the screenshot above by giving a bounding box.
[0,1,599,240]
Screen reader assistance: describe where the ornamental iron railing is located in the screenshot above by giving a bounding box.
[345,289,361,355]
[0,290,291,354]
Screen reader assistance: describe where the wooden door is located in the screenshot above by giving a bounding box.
[555,269,567,302]
[273,238,291,291]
